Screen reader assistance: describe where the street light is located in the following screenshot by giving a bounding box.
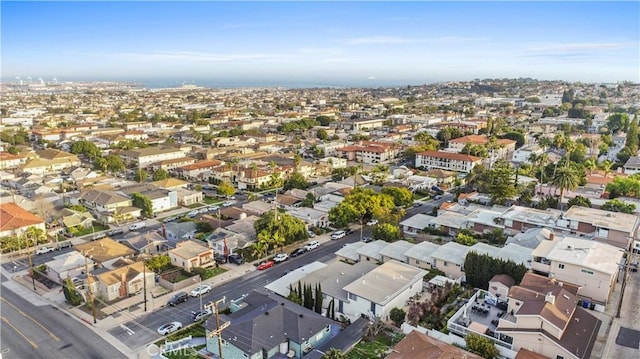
[194,277,204,312]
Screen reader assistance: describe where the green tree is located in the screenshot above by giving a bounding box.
[134,169,148,183]
[486,160,517,204]
[252,237,269,259]
[62,278,83,305]
[314,283,323,314]
[283,172,310,191]
[217,181,235,197]
[466,333,500,359]
[625,115,639,153]
[464,252,527,290]
[551,167,580,209]
[606,113,630,133]
[152,168,170,181]
[389,307,406,327]
[455,232,478,246]
[601,199,636,214]
[372,222,401,242]
[131,192,153,217]
[70,140,101,158]
[104,155,125,174]
[321,348,345,359]
[381,187,414,207]
[301,192,316,208]
[567,196,592,208]
[317,128,329,141]
[254,211,308,247]
[145,254,171,272]
[606,175,640,198]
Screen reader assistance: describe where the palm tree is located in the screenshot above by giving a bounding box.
[552,167,580,209]
[584,158,597,175]
[293,154,302,173]
[600,160,613,178]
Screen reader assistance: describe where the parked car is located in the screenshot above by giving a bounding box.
[108,228,125,236]
[257,260,275,270]
[167,292,189,306]
[228,254,244,265]
[214,253,227,264]
[290,248,307,257]
[190,284,212,297]
[129,222,147,231]
[56,241,73,250]
[273,253,289,263]
[208,205,220,212]
[304,240,320,251]
[307,230,316,238]
[157,321,182,335]
[191,308,212,322]
[222,201,235,207]
[345,228,355,235]
[198,207,209,214]
[35,246,55,255]
[163,216,176,223]
[362,236,373,243]
[331,230,347,240]
[366,219,378,226]
[187,210,199,218]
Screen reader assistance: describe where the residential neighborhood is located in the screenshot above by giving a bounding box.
[1,78,640,359]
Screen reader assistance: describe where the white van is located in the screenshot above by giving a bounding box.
[129,222,147,231]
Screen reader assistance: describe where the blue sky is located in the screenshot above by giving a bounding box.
[2,1,639,85]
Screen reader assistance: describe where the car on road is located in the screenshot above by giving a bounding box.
[157,321,182,335]
[434,195,442,200]
[191,308,212,322]
[413,202,423,207]
[198,207,209,214]
[56,241,73,250]
[257,260,275,270]
[208,205,220,212]
[362,236,373,243]
[190,284,212,297]
[273,253,289,262]
[108,228,125,236]
[35,246,55,255]
[228,254,244,265]
[222,201,235,207]
[331,230,347,240]
[304,240,320,250]
[167,292,189,306]
[345,228,355,235]
[290,247,307,257]
[366,219,378,226]
[187,210,199,218]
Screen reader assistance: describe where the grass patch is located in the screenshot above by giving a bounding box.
[346,339,390,359]
[202,197,221,205]
[155,324,207,347]
[191,267,227,280]
[71,223,109,237]
[186,203,204,209]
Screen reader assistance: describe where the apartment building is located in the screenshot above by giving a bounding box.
[120,146,188,168]
[415,150,482,173]
[336,141,399,164]
[562,206,639,250]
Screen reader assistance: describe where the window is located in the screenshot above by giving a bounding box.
[558,264,565,269]
[348,292,357,301]
[581,269,594,275]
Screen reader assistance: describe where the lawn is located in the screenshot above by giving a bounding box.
[163,344,206,359]
[192,267,227,280]
[187,203,204,209]
[202,197,221,205]
[71,223,109,237]
[346,339,390,359]
[155,324,207,347]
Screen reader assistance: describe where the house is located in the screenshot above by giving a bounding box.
[336,141,399,164]
[404,241,440,270]
[119,183,178,214]
[287,207,329,229]
[531,236,624,305]
[387,330,482,359]
[0,151,30,170]
[340,260,427,321]
[623,155,640,175]
[403,175,437,192]
[44,251,93,284]
[400,213,437,237]
[430,242,472,279]
[21,149,80,175]
[119,232,168,255]
[0,202,46,238]
[73,189,132,215]
[120,146,188,169]
[174,159,223,182]
[168,240,215,272]
[498,205,564,236]
[356,240,389,263]
[379,240,414,263]
[498,273,601,359]
[54,208,95,232]
[205,291,339,359]
[334,242,367,264]
[488,274,516,300]
[512,144,545,164]
[562,206,639,250]
[415,150,482,173]
[162,221,197,242]
[446,135,516,164]
[506,228,554,249]
[95,260,155,302]
[74,238,135,269]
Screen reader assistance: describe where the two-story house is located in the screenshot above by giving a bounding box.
[415,150,482,173]
[562,206,639,250]
[168,240,215,272]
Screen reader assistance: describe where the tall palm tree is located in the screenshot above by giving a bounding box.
[552,167,580,209]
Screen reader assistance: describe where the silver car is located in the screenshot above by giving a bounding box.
[157,321,182,335]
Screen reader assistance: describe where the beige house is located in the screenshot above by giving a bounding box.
[74,238,135,269]
[168,240,215,272]
[22,149,80,175]
[430,242,471,279]
[95,261,155,302]
[415,150,482,173]
[562,206,639,250]
[531,236,624,305]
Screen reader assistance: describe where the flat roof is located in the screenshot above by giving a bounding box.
[335,242,366,262]
[400,213,436,229]
[343,260,427,305]
[356,240,390,261]
[379,240,414,262]
[564,206,638,233]
[430,242,472,265]
[404,241,440,261]
[545,236,624,275]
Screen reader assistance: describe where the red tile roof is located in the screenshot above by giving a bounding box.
[0,203,45,231]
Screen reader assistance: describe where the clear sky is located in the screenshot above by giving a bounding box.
[2,1,639,86]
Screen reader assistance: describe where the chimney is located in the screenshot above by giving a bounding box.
[545,291,555,305]
[549,231,555,241]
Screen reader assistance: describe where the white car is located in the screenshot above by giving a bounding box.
[273,253,289,262]
[190,284,212,297]
[307,230,316,238]
[331,230,347,240]
[35,246,55,255]
[208,205,220,212]
[222,201,234,207]
[366,219,379,226]
[191,308,213,322]
[304,240,320,251]
[187,210,199,218]
[198,207,209,214]
[157,321,182,335]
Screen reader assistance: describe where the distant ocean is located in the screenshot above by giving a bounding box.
[1,77,426,89]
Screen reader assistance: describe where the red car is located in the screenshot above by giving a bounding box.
[257,260,275,270]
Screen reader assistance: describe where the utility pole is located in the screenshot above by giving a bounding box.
[616,250,635,318]
[27,235,37,291]
[206,297,229,358]
[83,249,97,324]
[143,260,148,312]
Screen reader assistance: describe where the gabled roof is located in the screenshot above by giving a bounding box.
[388,330,482,359]
[151,178,189,189]
[74,238,134,263]
[212,291,336,355]
[0,202,44,231]
[169,240,210,259]
[79,189,130,206]
[96,261,150,286]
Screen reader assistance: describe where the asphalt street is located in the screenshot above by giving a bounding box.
[0,275,128,359]
[108,229,371,350]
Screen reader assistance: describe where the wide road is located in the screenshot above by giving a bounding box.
[108,229,369,350]
[0,275,128,359]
